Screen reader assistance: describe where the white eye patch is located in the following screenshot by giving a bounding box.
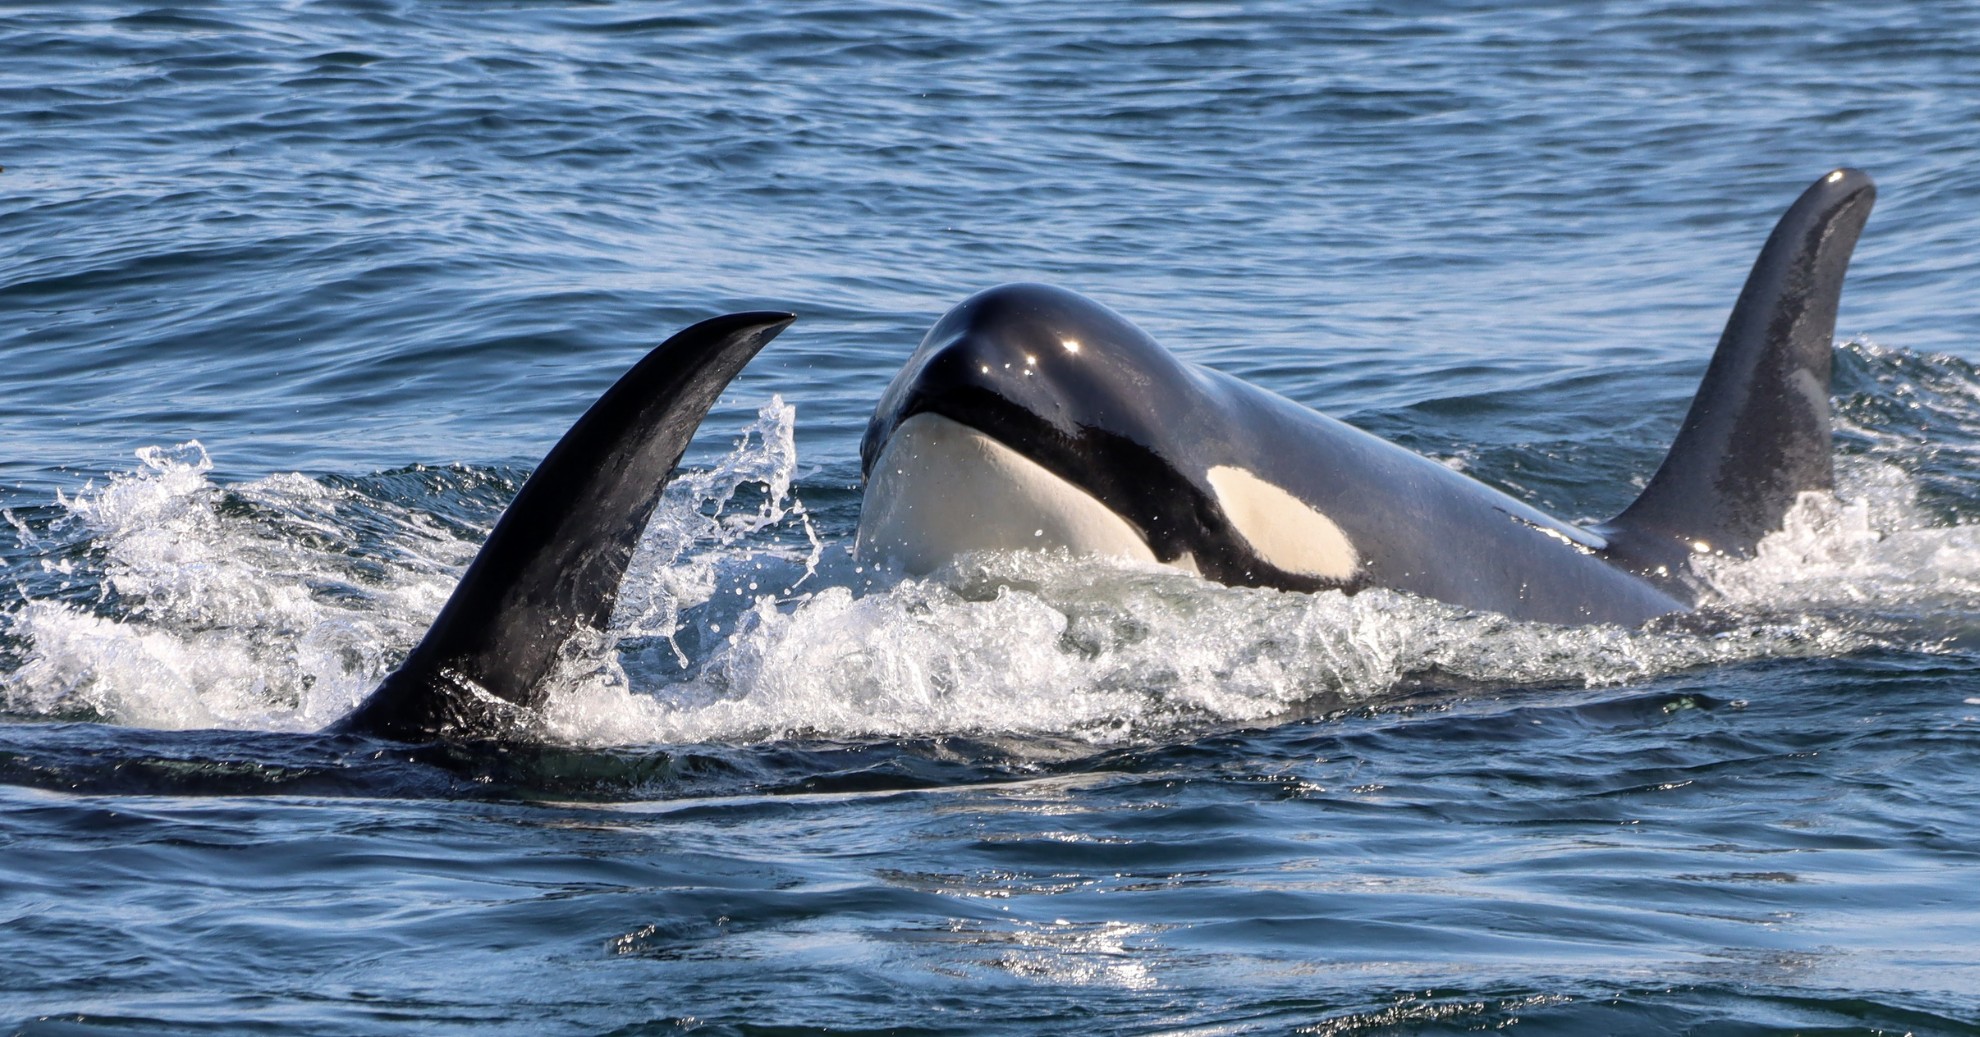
[1205,465,1359,582]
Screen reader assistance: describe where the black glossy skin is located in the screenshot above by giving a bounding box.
[1598,168,1876,574]
[863,169,1874,627]
[863,283,1688,625]
[335,311,795,742]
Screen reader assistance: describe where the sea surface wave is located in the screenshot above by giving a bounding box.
[4,2,1979,1033]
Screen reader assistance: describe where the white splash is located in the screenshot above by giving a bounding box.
[6,380,1979,748]
[3,442,465,730]
[0,401,816,733]
[1678,438,1980,639]
[610,395,819,663]
[540,544,1886,747]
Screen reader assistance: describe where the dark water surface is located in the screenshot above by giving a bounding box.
[5,2,1980,1033]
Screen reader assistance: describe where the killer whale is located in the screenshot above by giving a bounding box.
[332,167,1871,742]
[857,169,1876,626]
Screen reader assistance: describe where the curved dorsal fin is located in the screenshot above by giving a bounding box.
[1601,169,1874,573]
[335,311,795,741]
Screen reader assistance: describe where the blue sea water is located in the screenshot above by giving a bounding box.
[5,1,1980,1033]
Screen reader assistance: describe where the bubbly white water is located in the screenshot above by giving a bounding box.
[610,395,819,662]
[1704,466,1980,614]
[4,392,1976,747]
[3,442,470,730]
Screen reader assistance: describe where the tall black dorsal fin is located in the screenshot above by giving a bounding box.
[1601,169,1874,572]
[334,311,795,741]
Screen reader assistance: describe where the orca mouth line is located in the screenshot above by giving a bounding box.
[865,388,1346,593]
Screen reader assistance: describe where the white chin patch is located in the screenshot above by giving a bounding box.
[1205,465,1359,582]
[858,413,1157,573]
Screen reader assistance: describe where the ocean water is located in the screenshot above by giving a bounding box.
[4,2,1980,1033]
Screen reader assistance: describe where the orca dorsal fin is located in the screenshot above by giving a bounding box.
[334,310,795,741]
[1600,169,1874,573]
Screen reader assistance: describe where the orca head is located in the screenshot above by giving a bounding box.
[858,283,1354,591]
